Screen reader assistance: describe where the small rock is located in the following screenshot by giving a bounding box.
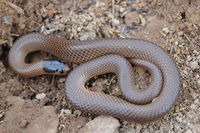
[139,15,146,26]
[74,110,82,116]
[193,50,197,54]
[145,16,169,38]
[135,123,143,132]
[162,27,170,34]
[77,27,82,32]
[190,61,199,70]
[19,24,26,29]
[175,41,179,45]
[124,11,140,26]
[101,25,112,37]
[0,62,6,74]
[197,79,200,84]
[177,31,184,36]
[112,18,120,26]
[119,7,125,13]
[175,106,180,113]
[0,113,4,120]
[185,129,192,133]
[59,78,65,83]
[36,93,46,99]
[2,17,12,24]
[187,55,192,61]
[78,116,120,133]
[19,118,29,128]
[40,97,49,105]
[79,31,96,41]
[176,116,183,122]
[60,109,72,115]
[190,104,196,110]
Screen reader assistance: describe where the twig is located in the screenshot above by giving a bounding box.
[184,33,194,47]
[73,0,76,9]
[112,0,115,16]
[2,0,25,15]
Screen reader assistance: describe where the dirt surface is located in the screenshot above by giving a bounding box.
[0,0,200,133]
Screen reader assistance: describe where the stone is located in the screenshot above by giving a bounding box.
[190,61,199,70]
[74,110,82,116]
[176,116,183,123]
[185,129,192,133]
[36,93,46,99]
[79,31,96,41]
[177,31,184,36]
[162,27,171,34]
[0,113,4,120]
[197,79,200,84]
[112,18,120,26]
[139,15,146,26]
[60,109,72,115]
[135,123,143,132]
[124,11,140,26]
[78,116,120,133]
[0,96,59,133]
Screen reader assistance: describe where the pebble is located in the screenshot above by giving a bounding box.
[36,93,46,99]
[19,118,29,128]
[175,106,180,113]
[187,55,192,61]
[112,18,120,26]
[175,41,179,45]
[139,15,146,26]
[135,123,142,132]
[59,78,66,83]
[78,116,120,133]
[60,109,72,115]
[79,31,96,41]
[0,62,5,74]
[176,116,183,123]
[124,11,140,26]
[119,7,125,13]
[185,129,192,133]
[190,61,199,70]
[19,24,25,29]
[177,31,184,36]
[162,27,170,34]
[74,110,82,116]
[0,114,4,120]
[190,104,196,110]
[197,79,200,84]
[2,17,12,24]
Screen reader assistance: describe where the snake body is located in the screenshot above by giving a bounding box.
[8,33,180,122]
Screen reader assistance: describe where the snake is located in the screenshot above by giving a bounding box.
[8,33,180,122]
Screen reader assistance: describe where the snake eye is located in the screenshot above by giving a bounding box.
[43,60,71,75]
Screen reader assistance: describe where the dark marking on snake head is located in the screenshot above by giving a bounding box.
[43,60,71,75]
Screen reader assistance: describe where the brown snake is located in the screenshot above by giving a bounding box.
[8,33,180,122]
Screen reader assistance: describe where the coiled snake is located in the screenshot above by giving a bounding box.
[8,33,180,122]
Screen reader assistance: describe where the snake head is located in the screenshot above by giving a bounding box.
[43,60,71,75]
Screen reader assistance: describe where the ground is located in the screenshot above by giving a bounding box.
[0,0,199,133]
